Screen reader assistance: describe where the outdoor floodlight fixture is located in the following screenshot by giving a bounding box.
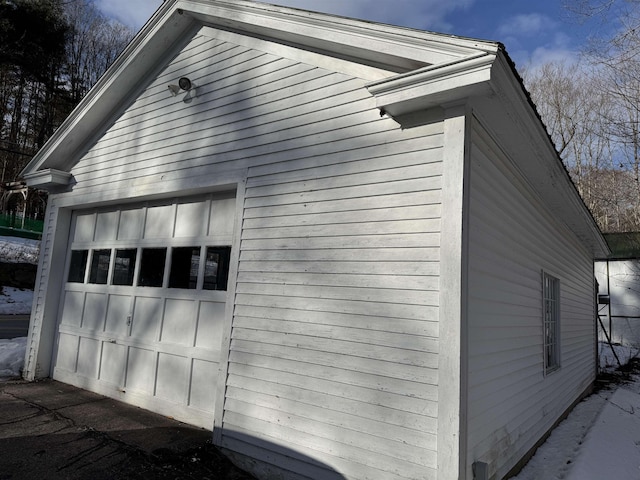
[167,77,194,97]
[178,77,192,91]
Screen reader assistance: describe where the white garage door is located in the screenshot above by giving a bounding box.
[53,192,236,428]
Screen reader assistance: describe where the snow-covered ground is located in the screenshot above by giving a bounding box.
[1,235,38,314]
[1,235,39,381]
[599,341,640,370]
[0,235,40,264]
[0,337,27,379]
[1,236,640,477]
[514,343,640,480]
[0,287,34,315]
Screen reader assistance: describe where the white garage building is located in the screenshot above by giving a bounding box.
[21,1,609,479]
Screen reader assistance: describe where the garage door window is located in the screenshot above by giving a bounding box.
[138,248,167,287]
[67,246,232,290]
[169,247,200,289]
[89,249,111,284]
[203,247,231,291]
[68,250,88,283]
[113,249,137,286]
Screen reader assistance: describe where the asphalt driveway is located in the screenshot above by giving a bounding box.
[0,379,254,479]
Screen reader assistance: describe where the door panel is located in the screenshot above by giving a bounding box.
[82,293,107,332]
[131,296,162,343]
[100,342,127,386]
[105,295,132,337]
[161,299,196,346]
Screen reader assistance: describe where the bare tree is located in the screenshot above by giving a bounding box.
[64,0,134,104]
[524,1,640,232]
[524,61,631,229]
[0,0,133,187]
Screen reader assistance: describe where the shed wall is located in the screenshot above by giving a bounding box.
[29,27,444,480]
[465,120,596,479]
[594,259,640,348]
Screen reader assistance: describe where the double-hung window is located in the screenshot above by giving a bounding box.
[543,271,560,373]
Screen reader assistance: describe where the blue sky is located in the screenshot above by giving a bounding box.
[95,0,606,72]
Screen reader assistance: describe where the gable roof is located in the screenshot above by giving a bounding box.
[20,0,609,257]
[21,0,499,178]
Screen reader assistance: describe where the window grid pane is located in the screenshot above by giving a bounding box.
[113,249,137,286]
[169,247,201,289]
[89,249,111,284]
[203,247,231,291]
[543,273,560,372]
[68,250,89,283]
[138,248,167,287]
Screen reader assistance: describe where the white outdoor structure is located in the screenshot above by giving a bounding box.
[592,234,640,349]
[21,1,609,479]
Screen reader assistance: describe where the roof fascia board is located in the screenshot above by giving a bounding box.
[180,0,499,70]
[366,52,496,117]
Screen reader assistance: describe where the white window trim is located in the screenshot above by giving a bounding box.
[543,271,561,374]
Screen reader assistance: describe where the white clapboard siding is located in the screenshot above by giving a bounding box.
[223,107,444,478]
[59,25,445,479]
[223,410,435,479]
[69,43,398,191]
[233,305,439,338]
[221,426,437,480]
[465,121,595,479]
[239,247,440,262]
[79,88,375,175]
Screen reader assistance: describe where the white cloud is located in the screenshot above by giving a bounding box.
[497,13,556,37]
[96,0,474,34]
[256,0,474,32]
[507,31,579,75]
[528,45,578,69]
[94,0,162,30]
[91,0,581,76]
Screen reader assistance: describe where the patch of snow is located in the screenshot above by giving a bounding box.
[514,343,640,480]
[0,235,37,315]
[512,389,611,480]
[599,342,640,371]
[0,337,26,380]
[0,235,40,264]
[0,288,33,315]
[566,387,640,480]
